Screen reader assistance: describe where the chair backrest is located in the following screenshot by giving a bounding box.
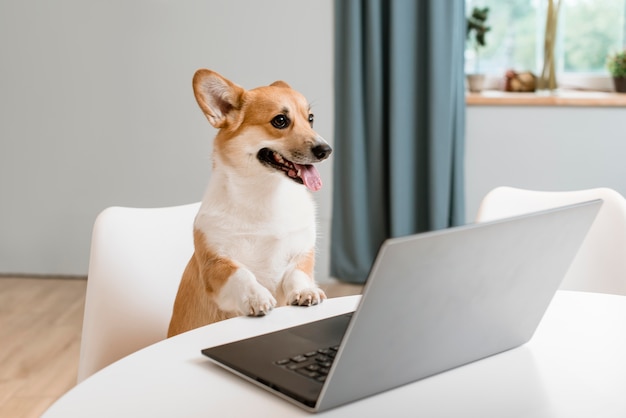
[476,187,626,296]
[77,202,200,383]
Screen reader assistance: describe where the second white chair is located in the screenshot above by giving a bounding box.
[476,187,626,296]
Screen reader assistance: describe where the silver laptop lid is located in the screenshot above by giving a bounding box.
[317,200,601,411]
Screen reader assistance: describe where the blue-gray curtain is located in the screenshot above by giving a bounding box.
[331,0,466,283]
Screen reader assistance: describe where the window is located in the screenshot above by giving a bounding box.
[465,0,626,90]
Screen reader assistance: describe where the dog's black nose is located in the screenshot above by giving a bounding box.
[312,144,332,160]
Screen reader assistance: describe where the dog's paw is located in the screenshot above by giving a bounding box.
[244,284,277,317]
[218,268,277,317]
[287,287,327,307]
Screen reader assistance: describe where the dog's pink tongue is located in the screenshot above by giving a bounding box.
[295,163,322,192]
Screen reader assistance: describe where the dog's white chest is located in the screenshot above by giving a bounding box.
[195,178,317,287]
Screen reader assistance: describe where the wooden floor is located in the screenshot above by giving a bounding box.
[0,276,362,418]
[0,277,87,418]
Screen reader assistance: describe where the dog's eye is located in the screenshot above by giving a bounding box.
[308,113,314,126]
[271,114,290,129]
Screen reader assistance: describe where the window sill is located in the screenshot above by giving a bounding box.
[466,90,626,107]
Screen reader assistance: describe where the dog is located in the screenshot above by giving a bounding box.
[167,69,332,337]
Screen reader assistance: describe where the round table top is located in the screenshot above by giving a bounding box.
[43,291,626,417]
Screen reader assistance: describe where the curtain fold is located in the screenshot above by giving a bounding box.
[331,0,466,283]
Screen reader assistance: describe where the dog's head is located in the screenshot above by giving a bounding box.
[192,69,332,192]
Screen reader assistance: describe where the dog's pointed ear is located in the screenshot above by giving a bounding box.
[270,80,291,89]
[193,69,244,128]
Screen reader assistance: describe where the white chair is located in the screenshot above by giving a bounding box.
[77,202,200,383]
[476,187,626,296]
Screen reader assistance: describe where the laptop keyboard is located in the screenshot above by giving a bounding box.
[275,346,339,383]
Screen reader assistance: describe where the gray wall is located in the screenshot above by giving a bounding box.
[0,0,334,277]
[466,105,626,220]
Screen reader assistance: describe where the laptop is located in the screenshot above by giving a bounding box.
[202,200,601,412]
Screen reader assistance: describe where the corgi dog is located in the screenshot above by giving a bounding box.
[167,69,332,337]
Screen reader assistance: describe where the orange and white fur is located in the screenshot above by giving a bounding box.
[167,69,332,337]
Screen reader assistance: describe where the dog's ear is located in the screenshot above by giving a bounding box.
[193,69,244,128]
[270,80,291,89]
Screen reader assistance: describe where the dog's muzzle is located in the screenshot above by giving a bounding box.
[257,143,332,192]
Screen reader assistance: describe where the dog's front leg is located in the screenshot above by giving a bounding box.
[195,230,276,317]
[282,250,327,306]
[213,265,277,316]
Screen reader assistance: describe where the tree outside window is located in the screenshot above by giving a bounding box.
[465,0,626,80]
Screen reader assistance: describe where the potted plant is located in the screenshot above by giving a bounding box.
[607,50,626,93]
[466,6,491,92]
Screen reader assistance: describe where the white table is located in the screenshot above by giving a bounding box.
[43,291,626,417]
